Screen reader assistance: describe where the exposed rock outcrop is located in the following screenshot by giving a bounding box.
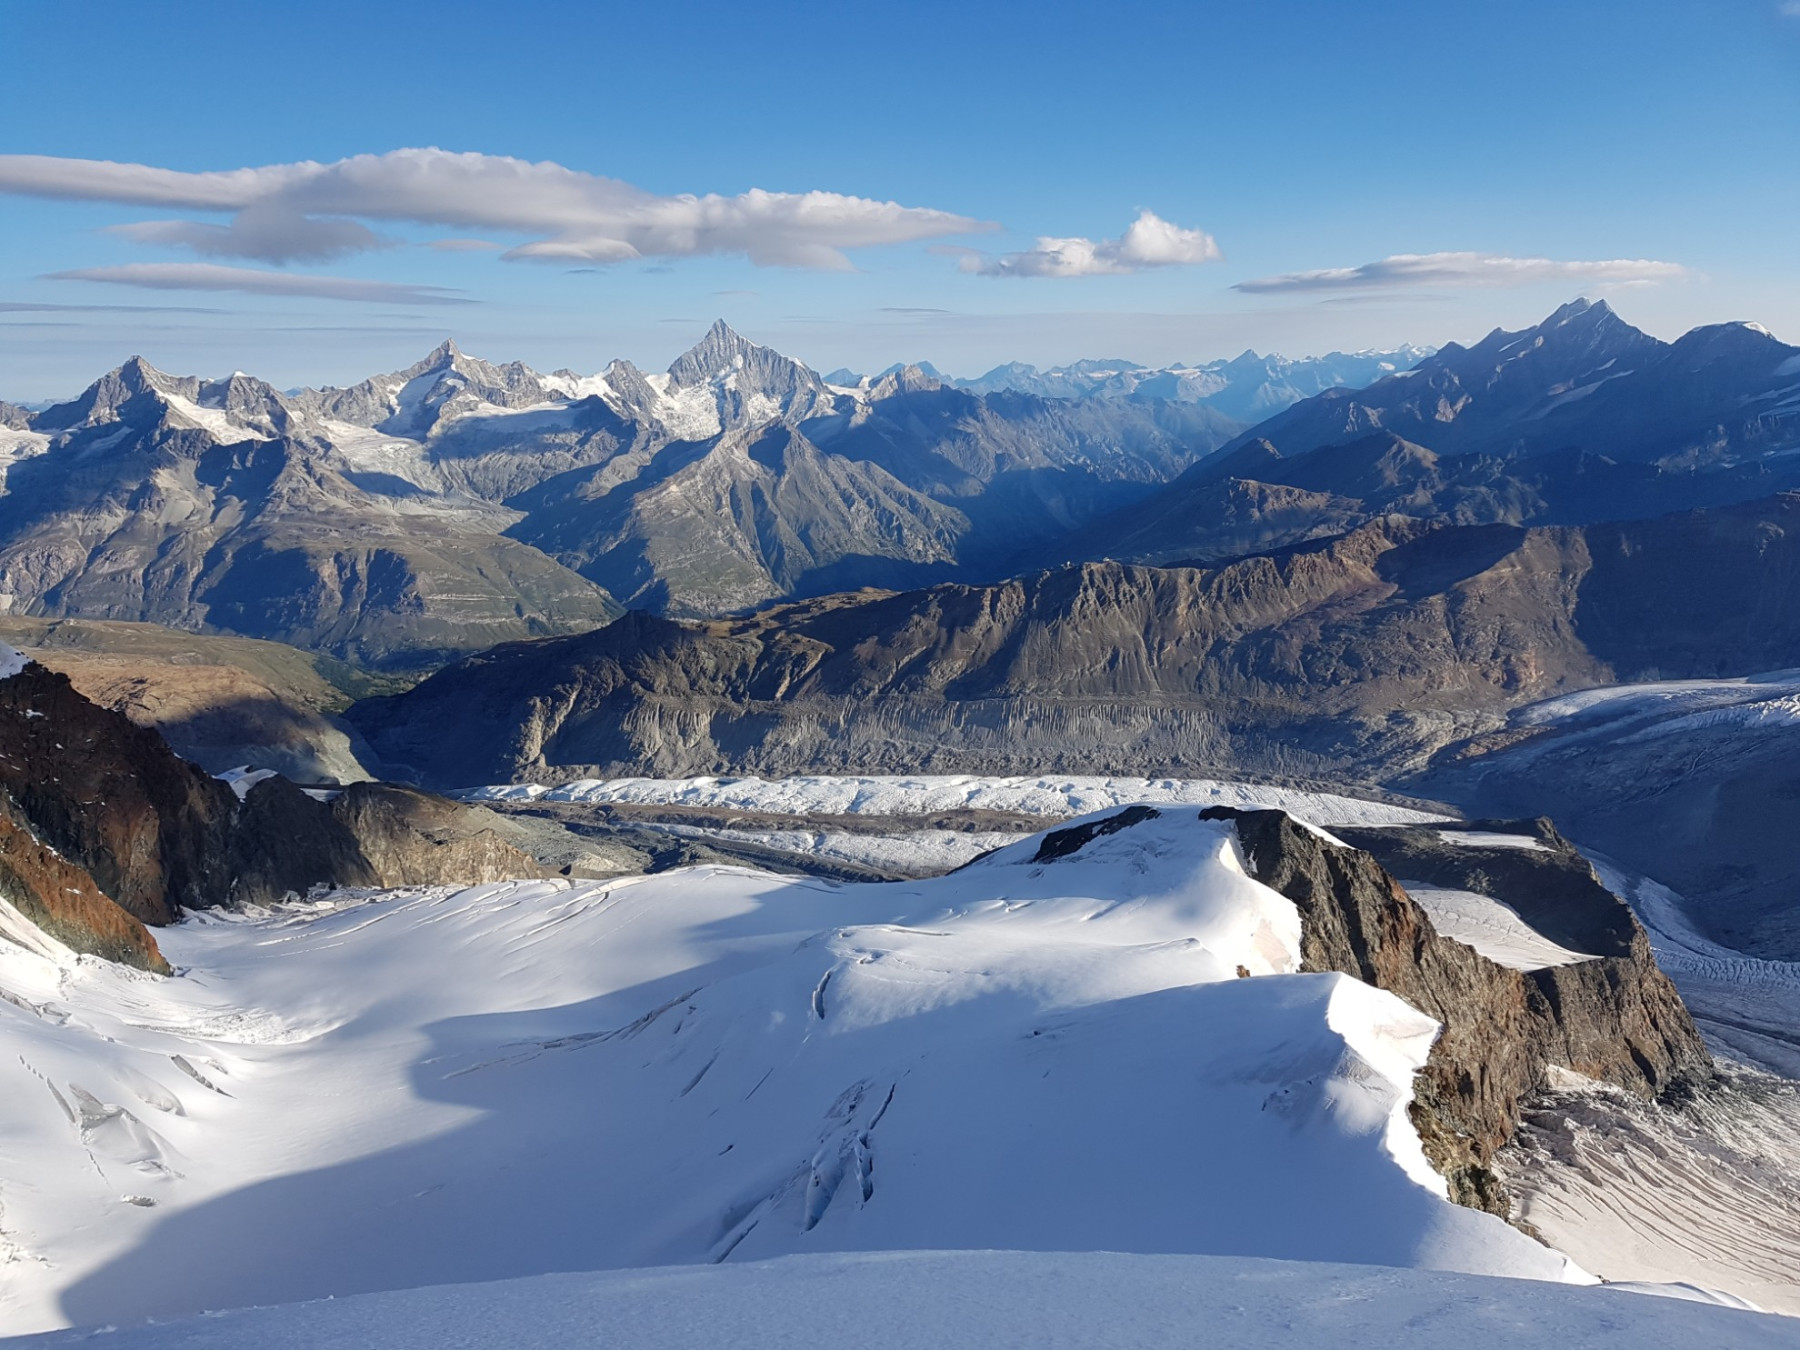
[325,783,546,887]
[1200,807,1712,1212]
[0,652,546,968]
[0,654,244,925]
[0,797,169,974]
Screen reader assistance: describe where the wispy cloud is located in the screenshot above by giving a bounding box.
[962,211,1220,278]
[1235,251,1687,293]
[0,299,227,314]
[107,208,391,264]
[46,263,472,305]
[0,149,990,270]
[1782,1,1800,16]
[424,237,504,253]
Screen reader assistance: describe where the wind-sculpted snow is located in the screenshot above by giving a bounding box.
[463,773,1445,826]
[10,1251,1792,1350]
[0,807,1577,1334]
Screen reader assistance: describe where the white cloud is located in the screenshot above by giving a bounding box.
[0,149,988,270]
[1783,1,1800,16]
[963,210,1221,278]
[108,205,391,263]
[1235,251,1687,294]
[46,263,471,305]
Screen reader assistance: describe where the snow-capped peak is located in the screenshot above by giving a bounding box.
[659,319,840,433]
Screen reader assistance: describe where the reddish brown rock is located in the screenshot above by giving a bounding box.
[1204,807,1711,1213]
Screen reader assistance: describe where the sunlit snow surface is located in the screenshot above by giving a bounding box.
[1513,669,1800,742]
[1403,886,1593,971]
[0,807,1578,1336]
[9,1251,1793,1350]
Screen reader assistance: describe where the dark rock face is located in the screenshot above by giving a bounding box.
[0,658,546,968]
[0,658,242,924]
[232,776,379,899]
[0,797,169,974]
[1032,804,1162,862]
[1203,807,1712,1212]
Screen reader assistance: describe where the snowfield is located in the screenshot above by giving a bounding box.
[1403,885,1594,971]
[10,1250,1794,1350]
[0,807,1580,1336]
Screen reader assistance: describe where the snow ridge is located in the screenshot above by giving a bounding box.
[0,806,1573,1335]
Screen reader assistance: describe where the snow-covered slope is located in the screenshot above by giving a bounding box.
[0,807,1576,1335]
[1419,668,1800,960]
[9,1251,1790,1350]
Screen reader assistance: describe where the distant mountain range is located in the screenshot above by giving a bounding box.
[826,346,1436,421]
[1066,299,1800,566]
[2,322,1343,663]
[3,301,1797,672]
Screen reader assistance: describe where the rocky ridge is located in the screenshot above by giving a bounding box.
[1191,808,1711,1211]
[1068,301,1800,569]
[0,648,546,969]
[350,493,1800,789]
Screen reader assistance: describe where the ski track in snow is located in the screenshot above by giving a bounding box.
[0,808,1585,1337]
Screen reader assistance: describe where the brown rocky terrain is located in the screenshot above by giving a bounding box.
[0,617,383,783]
[0,796,170,974]
[1198,808,1712,1212]
[0,651,547,969]
[351,493,1800,789]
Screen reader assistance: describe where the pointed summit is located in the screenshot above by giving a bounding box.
[667,320,765,387]
[396,339,463,381]
[1545,297,1610,325]
[32,356,197,432]
[662,320,838,430]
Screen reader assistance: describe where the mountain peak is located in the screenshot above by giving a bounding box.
[668,320,763,386]
[1546,297,1611,324]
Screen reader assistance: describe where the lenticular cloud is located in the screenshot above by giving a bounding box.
[0,148,989,270]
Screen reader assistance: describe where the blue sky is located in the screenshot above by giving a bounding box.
[1,0,1797,397]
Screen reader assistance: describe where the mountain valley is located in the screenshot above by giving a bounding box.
[5,299,1800,1338]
